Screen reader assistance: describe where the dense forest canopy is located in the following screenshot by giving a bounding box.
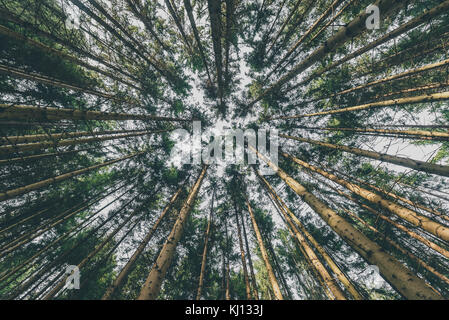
[0,0,448,300]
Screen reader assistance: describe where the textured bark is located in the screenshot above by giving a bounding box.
[0,104,189,122]
[331,168,449,222]
[325,184,449,260]
[280,134,449,177]
[342,207,449,288]
[250,145,442,300]
[246,198,283,300]
[138,165,208,300]
[101,184,185,300]
[281,151,449,243]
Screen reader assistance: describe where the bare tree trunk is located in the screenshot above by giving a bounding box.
[249,0,406,107]
[102,183,185,299]
[196,188,215,300]
[0,151,142,203]
[240,208,259,299]
[138,165,208,300]
[281,151,449,242]
[256,170,362,300]
[280,134,449,177]
[0,104,188,122]
[233,196,252,299]
[246,198,283,300]
[250,144,442,300]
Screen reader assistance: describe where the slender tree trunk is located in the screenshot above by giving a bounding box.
[1,129,146,145]
[266,0,303,55]
[207,0,224,104]
[138,165,208,300]
[342,207,449,288]
[0,64,115,99]
[256,170,362,300]
[250,144,442,300]
[257,171,347,300]
[291,126,449,141]
[233,196,252,299]
[0,9,140,82]
[240,208,259,299]
[0,25,141,91]
[101,184,185,300]
[249,0,406,106]
[336,58,449,97]
[245,198,283,300]
[273,91,449,119]
[43,206,139,299]
[0,130,166,155]
[0,104,188,122]
[196,188,215,300]
[281,151,449,243]
[270,0,344,75]
[280,134,449,177]
[0,148,92,165]
[325,183,449,260]
[183,0,213,84]
[284,0,449,93]
[164,0,194,54]
[0,151,142,203]
[331,167,448,222]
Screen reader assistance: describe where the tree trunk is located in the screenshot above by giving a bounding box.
[250,144,442,300]
[183,0,213,84]
[196,188,215,300]
[138,165,208,300]
[274,91,449,119]
[0,104,188,122]
[233,195,252,299]
[0,151,142,203]
[0,130,166,155]
[101,184,185,300]
[281,151,449,242]
[284,0,449,93]
[245,198,283,300]
[280,134,449,177]
[240,208,259,299]
[250,0,406,107]
[256,170,362,300]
